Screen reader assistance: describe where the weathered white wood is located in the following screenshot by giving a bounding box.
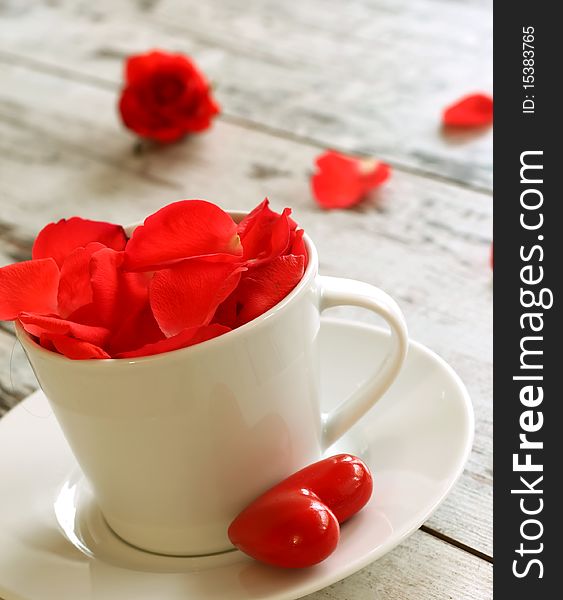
[0,0,493,188]
[0,61,492,558]
[306,530,492,599]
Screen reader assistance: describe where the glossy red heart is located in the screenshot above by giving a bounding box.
[228,454,373,568]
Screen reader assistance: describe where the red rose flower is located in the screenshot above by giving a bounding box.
[443,93,493,128]
[311,150,391,210]
[118,50,220,143]
[0,200,308,359]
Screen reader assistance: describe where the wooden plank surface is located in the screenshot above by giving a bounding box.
[0,0,492,189]
[0,61,492,558]
[308,530,492,599]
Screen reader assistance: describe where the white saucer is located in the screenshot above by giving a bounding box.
[0,318,473,600]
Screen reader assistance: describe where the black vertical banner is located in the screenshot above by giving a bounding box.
[494,2,561,597]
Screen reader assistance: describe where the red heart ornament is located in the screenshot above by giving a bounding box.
[228,454,373,568]
[228,489,340,568]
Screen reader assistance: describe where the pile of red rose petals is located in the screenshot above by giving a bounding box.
[311,150,391,210]
[0,199,307,360]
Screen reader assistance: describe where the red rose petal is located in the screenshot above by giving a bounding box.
[88,248,152,328]
[89,249,124,327]
[247,208,293,264]
[237,199,297,241]
[32,217,127,268]
[238,199,295,265]
[363,162,392,188]
[288,229,307,260]
[211,290,239,330]
[126,51,200,88]
[0,258,59,320]
[150,260,245,337]
[125,50,164,85]
[443,93,493,127]
[57,242,106,318]
[115,323,230,358]
[119,84,207,143]
[237,199,275,238]
[124,200,242,271]
[64,302,101,328]
[119,88,182,143]
[64,248,155,353]
[18,313,111,347]
[311,151,391,210]
[46,334,111,360]
[182,93,221,133]
[39,333,56,353]
[312,152,363,209]
[235,255,305,326]
[107,303,164,356]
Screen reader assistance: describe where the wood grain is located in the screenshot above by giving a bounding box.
[306,530,492,599]
[0,0,492,189]
[0,60,492,559]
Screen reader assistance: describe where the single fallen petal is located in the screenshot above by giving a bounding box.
[311,151,390,210]
[45,334,111,360]
[312,151,363,209]
[0,258,59,320]
[32,217,127,267]
[115,323,230,358]
[18,312,111,347]
[235,255,305,326]
[150,260,245,337]
[124,200,242,270]
[361,160,392,188]
[443,93,493,127]
[57,242,106,318]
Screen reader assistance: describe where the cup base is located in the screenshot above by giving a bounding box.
[102,514,237,558]
[54,470,242,572]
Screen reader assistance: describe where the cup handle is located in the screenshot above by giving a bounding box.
[318,275,409,449]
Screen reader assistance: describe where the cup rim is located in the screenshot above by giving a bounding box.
[16,209,319,366]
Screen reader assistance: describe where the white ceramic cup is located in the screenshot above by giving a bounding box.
[16,212,408,556]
